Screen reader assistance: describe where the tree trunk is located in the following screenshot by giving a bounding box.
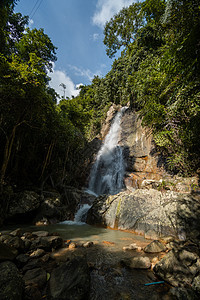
[39,141,55,180]
[0,125,17,185]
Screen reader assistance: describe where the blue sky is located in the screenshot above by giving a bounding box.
[15,0,134,99]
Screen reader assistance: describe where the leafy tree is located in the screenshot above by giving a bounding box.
[102,0,200,174]
[104,2,143,58]
[0,0,86,189]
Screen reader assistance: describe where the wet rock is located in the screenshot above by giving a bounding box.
[22,232,33,239]
[22,258,40,272]
[40,236,63,251]
[30,236,63,251]
[0,242,18,261]
[144,240,166,253]
[23,239,31,251]
[192,275,200,294]
[16,254,30,266]
[123,243,138,251]
[169,286,199,300]
[49,256,90,300]
[34,192,63,224]
[34,188,95,224]
[68,242,77,249]
[7,191,40,219]
[151,257,159,269]
[23,267,46,288]
[129,243,138,250]
[30,248,45,258]
[0,234,11,242]
[29,237,41,250]
[161,236,175,244]
[24,285,42,300]
[4,235,25,251]
[32,231,49,237]
[123,256,151,269]
[40,253,50,263]
[0,261,24,300]
[82,241,93,248]
[10,228,23,237]
[130,257,151,269]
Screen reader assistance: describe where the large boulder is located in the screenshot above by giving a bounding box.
[87,189,200,240]
[6,191,41,222]
[34,187,96,224]
[144,240,166,253]
[0,261,24,300]
[30,235,63,251]
[49,256,90,300]
[122,256,151,269]
[0,235,25,252]
[153,245,200,289]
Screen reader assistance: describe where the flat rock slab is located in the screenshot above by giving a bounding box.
[32,231,49,237]
[50,256,90,300]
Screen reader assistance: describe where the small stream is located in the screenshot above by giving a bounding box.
[1,221,150,250]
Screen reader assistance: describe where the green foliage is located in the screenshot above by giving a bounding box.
[16,28,57,73]
[1,0,200,189]
[104,2,143,58]
[101,0,200,175]
[0,0,85,188]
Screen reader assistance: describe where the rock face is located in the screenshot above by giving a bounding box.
[97,105,199,193]
[120,109,199,192]
[87,189,200,240]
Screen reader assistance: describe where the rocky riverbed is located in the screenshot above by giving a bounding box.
[0,227,200,299]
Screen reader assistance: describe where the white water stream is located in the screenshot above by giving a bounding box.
[64,107,126,224]
[87,107,126,196]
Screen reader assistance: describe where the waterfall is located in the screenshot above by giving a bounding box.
[87,107,126,196]
[61,107,126,225]
[74,204,91,223]
[60,204,91,225]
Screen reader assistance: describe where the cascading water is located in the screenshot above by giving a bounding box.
[61,203,91,225]
[64,107,127,224]
[87,107,126,196]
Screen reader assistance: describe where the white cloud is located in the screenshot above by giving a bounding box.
[92,33,100,41]
[76,83,84,89]
[69,65,102,82]
[92,0,133,28]
[48,64,81,100]
[28,19,34,29]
